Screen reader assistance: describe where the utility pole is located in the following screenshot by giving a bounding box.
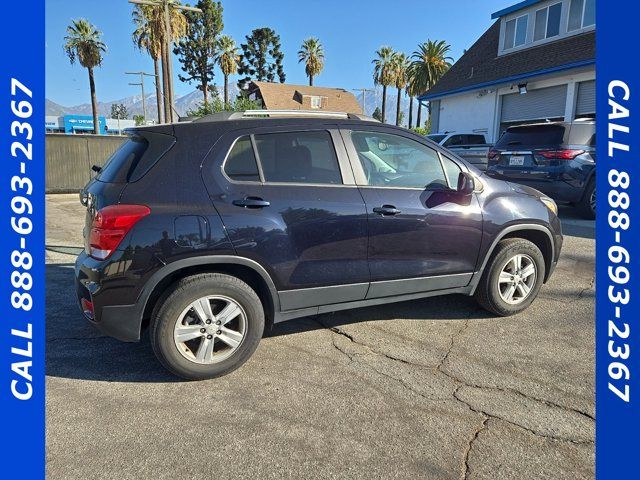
[128,81,146,124]
[126,71,156,123]
[128,0,202,123]
[353,88,375,115]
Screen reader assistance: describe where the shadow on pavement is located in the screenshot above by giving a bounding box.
[46,262,180,383]
[46,262,493,383]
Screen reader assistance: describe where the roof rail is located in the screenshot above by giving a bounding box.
[193,109,379,123]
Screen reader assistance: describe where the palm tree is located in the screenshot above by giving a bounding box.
[372,46,396,123]
[214,35,239,107]
[298,37,325,86]
[409,40,452,128]
[391,52,410,127]
[132,5,163,123]
[131,2,187,122]
[64,19,106,134]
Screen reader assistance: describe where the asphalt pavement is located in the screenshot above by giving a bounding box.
[45,194,595,479]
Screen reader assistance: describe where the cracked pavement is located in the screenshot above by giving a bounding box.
[46,195,594,479]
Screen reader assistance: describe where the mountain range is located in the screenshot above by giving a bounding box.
[46,84,421,127]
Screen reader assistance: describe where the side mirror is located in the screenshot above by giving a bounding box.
[91,164,102,173]
[457,172,475,195]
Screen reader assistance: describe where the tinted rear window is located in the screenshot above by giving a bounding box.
[467,134,487,145]
[97,137,148,183]
[496,125,565,148]
[96,132,175,183]
[224,136,260,182]
[254,131,342,184]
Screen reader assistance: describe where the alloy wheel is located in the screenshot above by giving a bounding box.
[173,295,247,364]
[497,254,537,305]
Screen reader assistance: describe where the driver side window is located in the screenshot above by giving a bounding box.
[351,131,448,189]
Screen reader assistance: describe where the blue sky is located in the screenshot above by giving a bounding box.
[46,0,513,106]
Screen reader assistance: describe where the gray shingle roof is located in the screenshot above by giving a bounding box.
[421,21,595,100]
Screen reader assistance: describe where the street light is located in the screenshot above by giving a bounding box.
[128,0,202,122]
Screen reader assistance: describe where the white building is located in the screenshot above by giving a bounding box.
[421,0,595,143]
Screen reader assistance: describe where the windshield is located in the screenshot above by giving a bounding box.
[427,134,446,143]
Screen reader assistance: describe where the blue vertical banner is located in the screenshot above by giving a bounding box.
[596,0,640,477]
[0,0,45,477]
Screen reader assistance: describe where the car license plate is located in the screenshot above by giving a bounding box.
[509,155,525,166]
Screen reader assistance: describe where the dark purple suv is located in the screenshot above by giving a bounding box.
[75,111,563,380]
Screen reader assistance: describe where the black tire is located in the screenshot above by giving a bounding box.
[576,178,595,220]
[150,273,264,380]
[474,238,545,316]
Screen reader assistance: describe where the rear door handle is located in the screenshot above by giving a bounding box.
[373,205,401,216]
[233,196,270,209]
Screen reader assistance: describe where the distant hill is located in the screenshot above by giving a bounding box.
[47,84,422,127]
[46,85,238,121]
[46,98,70,116]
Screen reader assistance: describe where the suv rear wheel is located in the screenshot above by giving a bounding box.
[150,273,264,380]
[576,178,595,220]
[474,238,545,316]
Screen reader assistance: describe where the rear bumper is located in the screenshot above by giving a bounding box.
[75,252,143,342]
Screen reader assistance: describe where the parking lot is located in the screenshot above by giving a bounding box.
[46,194,594,479]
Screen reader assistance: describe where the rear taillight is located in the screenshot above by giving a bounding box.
[487,149,499,160]
[88,204,150,260]
[81,298,94,320]
[539,149,585,160]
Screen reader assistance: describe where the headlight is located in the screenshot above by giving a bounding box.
[540,196,558,215]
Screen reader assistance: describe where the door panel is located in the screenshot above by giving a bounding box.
[205,127,369,309]
[342,128,483,290]
[216,183,369,291]
[359,187,483,282]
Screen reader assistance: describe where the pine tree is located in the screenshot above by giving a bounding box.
[173,0,223,107]
[237,27,285,90]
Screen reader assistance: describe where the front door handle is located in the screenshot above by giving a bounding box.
[373,205,401,216]
[233,196,271,209]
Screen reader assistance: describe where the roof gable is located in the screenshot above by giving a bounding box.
[251,81,362,113]
[420,20,594,100]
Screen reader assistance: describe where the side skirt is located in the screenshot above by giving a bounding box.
[274,285,474,323]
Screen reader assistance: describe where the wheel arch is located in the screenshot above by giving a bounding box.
[472,223,555,292]
[140,256,280,333]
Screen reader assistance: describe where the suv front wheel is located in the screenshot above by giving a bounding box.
[150,273,265,380]
[474,238,546,316]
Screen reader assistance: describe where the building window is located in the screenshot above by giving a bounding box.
[310,96,322,109]
[568,0,595,31]
[504,14,528,50]
[534,2,562,41]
